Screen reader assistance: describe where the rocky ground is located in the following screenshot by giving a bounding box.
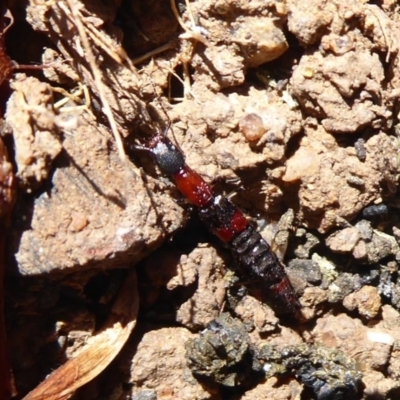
[2,0,400,399]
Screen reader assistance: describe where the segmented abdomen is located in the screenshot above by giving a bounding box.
[231,224,300,311]
[198,195,299,312]
[231,224,282,282]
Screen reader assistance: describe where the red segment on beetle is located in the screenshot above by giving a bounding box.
[211,209,248,242]
[174,166,213,208]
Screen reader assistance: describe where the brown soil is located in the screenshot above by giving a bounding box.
[2,0,400,399]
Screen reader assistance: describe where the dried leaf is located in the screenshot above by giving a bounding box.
[23,269,139,400]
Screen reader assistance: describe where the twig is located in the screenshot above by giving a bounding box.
[131,41,177,65]
[59,0,126,160]
[169,0,210,46]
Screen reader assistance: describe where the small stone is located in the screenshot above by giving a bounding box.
[239,113,265,141]
[234,296,279,333]
[282,147,320,182]
[287,259,322,285]
[365,231,400,263]
[362,203,388,219]
[69,212,89,232]
[355,220,374,240]
[299,287,328,320]
[326,227,360,253]
[311,253,339,286]
[327,273,361,303]
[294,231,320,259]
[393,226,400,243]
[343,286,382,319]
[232,16,288,67]
[353,240,367,259]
